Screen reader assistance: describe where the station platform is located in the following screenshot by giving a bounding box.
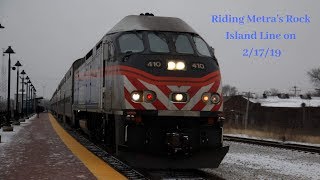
[0,113,126,180]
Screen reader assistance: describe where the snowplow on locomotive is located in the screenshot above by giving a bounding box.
[50,13,229,168]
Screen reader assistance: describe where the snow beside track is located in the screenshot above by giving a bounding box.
[204,140,320,179]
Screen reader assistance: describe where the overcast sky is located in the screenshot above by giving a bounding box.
[0,0,319,99]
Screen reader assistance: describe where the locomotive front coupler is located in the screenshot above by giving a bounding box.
[166,131,192,157]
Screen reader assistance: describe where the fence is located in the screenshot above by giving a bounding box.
[224,106,320,142]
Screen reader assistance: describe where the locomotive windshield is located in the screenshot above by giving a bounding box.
[117,31,212,57]
[148,32,170,53]
[118,32,144,53]
[173,34,194,54]
[192,36,211,56]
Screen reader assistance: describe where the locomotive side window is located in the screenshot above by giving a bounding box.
[148,32,169,53]
[103,43,109,60]
[173,34,194,54]
[192,36,211,57]
[109,43,115,59]
[118,32,144,53]
[104,42,115,61]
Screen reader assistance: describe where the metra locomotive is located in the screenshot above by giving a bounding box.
[50,13,229,168]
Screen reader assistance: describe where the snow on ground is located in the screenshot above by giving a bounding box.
[224,152,320,179]
[0,115,36,144]
[0,115,36,172]
[248,96,320,107]
[0,113,95,179]
[204,141,320,179]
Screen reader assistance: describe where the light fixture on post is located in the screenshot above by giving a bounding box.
[3,46,15,131]
[19,70,26,122]
[28,80,32,117]
[30,84,33,113]
[33,87,37,113]
[25,76,30,118]
[12,61,22,125]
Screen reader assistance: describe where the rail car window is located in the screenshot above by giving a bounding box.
[193,36,211,57]
[148,32,169,53]
[118,33,144,53]
[173,34,194,54]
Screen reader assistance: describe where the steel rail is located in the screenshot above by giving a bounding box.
[224,135,320,154]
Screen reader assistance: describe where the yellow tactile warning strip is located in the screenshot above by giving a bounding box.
[48,114,127,180]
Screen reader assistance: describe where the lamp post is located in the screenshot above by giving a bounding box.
[14,61,22,122]
[3,46,15,131]
[30,84,33,113]
[25,77,30,118]
[29,82,32,114]
[28,80,32,116]
[33,87,37,112]
[243,92,255,130]
[33,87,36,113]
[20,70,26,122]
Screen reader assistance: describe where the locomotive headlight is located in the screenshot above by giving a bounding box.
[167,61,176,70]
[202,93,210,103]
[171,93,188,102]
[174,93,184,101]
[176,61,185,70]
[167,61,186,70]
[211,93,221,104]
[131,91,142,102]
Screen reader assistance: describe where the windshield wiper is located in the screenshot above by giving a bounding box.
[154,32,169,43]
[132,30,143,41]
[122,51,144,62]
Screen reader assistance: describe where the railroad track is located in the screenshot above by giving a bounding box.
[53,116,146,179]
[65,128,147,180]
[145,169,222,180]
[224,135,320,154]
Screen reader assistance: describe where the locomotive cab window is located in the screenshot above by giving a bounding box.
[173,34,194,54]
[103,43,109,60]
[109,43,115,61]
[118,32,144,53]
[104,42,115,61]
[148,32,169,53]
[192,36,211,57]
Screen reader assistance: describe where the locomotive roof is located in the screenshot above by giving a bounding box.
[107,15,197,34]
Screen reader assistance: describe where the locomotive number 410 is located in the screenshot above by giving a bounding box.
[191,63,205,70]
[146,61,205,70]
[146,61,162,68]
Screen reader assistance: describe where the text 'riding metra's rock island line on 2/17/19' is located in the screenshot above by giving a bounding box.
[225,31,296,40]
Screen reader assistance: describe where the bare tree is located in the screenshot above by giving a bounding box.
[269,88,280,96]
[222,85,231,96]
[307,67,320,87]
[230,86,238,96]
[222,84,238,96]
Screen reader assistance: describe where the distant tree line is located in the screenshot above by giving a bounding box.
[307,67,320,96]
[222,66,320,98]
[222,84,238,96]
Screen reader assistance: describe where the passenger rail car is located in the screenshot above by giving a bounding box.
[50,14,228,168]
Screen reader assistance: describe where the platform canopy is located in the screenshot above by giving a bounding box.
[107,15,197,34]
